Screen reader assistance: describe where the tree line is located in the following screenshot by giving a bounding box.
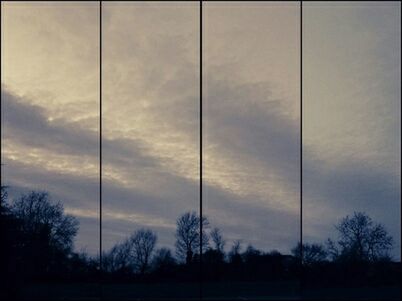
[0,187,400,290]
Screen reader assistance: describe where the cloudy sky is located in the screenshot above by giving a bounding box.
[1,1,400,259]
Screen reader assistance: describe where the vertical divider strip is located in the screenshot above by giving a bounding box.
[99,0,103,299]
[300,0,303,298]
[199,0,203,300]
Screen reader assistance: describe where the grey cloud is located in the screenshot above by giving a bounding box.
[205,73,300,188]
[2,90,161,171]
[2,90,99,157]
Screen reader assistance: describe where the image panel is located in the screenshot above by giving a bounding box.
[1,1,100,300]
[102,2,200,299]
[203,2,301,299]
[303,2,401,299]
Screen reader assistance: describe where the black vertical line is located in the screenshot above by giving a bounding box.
[199,0,203,300]
[99,0,103,298]
[300,0,303,298]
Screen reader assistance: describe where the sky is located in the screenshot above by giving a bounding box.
[1,1,400,259]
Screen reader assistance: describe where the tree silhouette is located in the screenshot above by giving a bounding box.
[103,228,157,275]
[0,189,399,293]
[228,240,242,265]
[152,248,176,275]
[175,211,209,264]
[103,239,132,274]
[327,212,393,262]
[210,227,225,252]
[243,244,261,262]
[204,227,226,268]
[1,186,8,204]
[291,242,327,265]
[0,190,79,284]
[129,228,157,274]
[11,191,79,254]
[0,186,9,217]
[0,164,7,209]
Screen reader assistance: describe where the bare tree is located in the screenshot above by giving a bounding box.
[328,212,393,262]
[230,240,241,254]
[129,228,157,274]
[228,240,242,264]
[152,248,176,272]
[291,242,327,265]
[175,211,209,264]
[103,239,132,273]
[11,191,79,253]
[210,227,225,252]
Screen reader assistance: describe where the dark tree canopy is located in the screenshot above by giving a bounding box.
[291,242,327,265]
[1,188,399,294]
[152,248,176,273]
[11,191,79,254]
[328,211,393,262]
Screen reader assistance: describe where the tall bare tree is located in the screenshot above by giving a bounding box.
[129,228,157,274]
[175,211,209,264]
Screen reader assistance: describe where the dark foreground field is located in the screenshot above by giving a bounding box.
[10,282,400,300]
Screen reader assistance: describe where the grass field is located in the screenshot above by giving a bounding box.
[11,281,400,300]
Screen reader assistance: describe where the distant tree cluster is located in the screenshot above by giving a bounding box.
[291,212,394,265]
[103,228,157,275]
[101,209,397,284]
[1,187,399,295]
